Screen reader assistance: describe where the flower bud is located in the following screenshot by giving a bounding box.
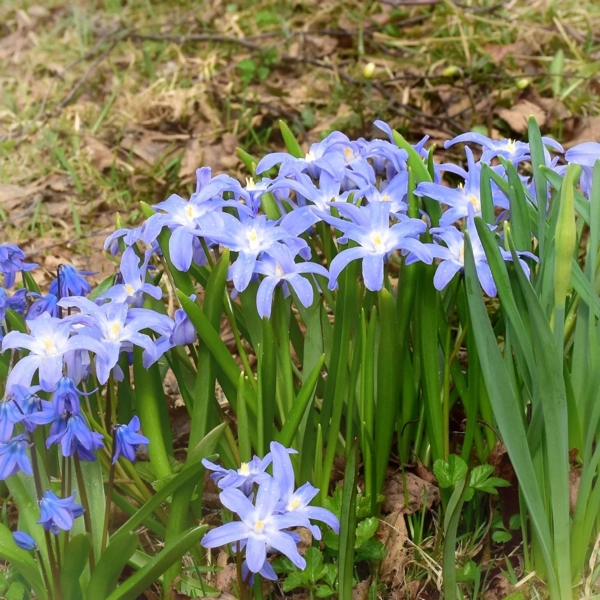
[363,62,376,79]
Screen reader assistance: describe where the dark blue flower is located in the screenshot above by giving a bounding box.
[49,265,94,298]
[0,244,37,288]
[13,531,37,551]
[0,434,32,480]
[113,416,149,464]
[46,414,103,458]
[0,288,27,320]
[27,293,59,319]
[38,490,84,534]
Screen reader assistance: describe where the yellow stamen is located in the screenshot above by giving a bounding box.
[125,284,135,295]
[239,462,250,476]
[254,520,265,534]
[371,233,386,253]
[287,498,301,511]
[245,177,256,191]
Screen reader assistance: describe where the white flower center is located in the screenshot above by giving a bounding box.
[371,232,386,253]
[287,497,301,511]
[343,147,354,162]
[305,151,316,162]
[381,193,390,202]
[185,204,196,221]
[41,337,57,354]
[468,194,480,212]
[506,139,516,153]
[275,263,284,278]
[253,520,265,534]
[245,177,256,191]
[125,284,135,295]
[247,229,260,251]
[108,321,122,341]
[239,462,250,476]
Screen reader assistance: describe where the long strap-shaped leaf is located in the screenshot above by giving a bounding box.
[105,526,207,600]
[463,232,558,598]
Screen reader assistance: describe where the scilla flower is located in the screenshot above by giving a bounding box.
[13,530,37,551]
[38,490,84,534]
[0,434,32,480]
[113,416,149,464]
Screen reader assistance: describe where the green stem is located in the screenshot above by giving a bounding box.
[73,456,96,569]
[101,459,116,553]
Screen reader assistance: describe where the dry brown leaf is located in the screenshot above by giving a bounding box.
[564,116,600,148]
[382,470,440,515]
[378,510,410,586]
[0,183,34,211]
[214,552,236,595]
[496,99,546,134]
[83,136,117,172]
[352,580,370,600]
[120,132,169,166]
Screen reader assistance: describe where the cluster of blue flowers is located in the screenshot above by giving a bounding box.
[97,122,598,320]
[1,118,598,581]
[202,441,339,580]
[0,255,160,546]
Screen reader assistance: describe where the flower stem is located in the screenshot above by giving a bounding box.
[28,433,62,600]
[101,455,116,552]
[74,455,96,569]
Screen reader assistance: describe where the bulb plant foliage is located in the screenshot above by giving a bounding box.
[0,118,599,600]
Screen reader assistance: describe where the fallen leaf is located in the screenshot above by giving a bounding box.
[378,510,409,585]
[120,132,169,166]
[382,470,440,514]
[352,580,370,600]
[496,99,546,134]
[83,136,117,172]
[564,116,600,148]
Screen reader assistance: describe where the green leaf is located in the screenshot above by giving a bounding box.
[279,120,303,158]
[434,455,468,488]
[282,571,305,592]
[355,538,387,562]
[105,526,207,600]
[492,530,512,543]
[89,274,116,301]
[60,533,91,600]
[304,547,326,583]
[315,584,335,598]
[110,459,206,543]
[463,232,558,597]
[0,524,47,600]
[338,441,358,600]
[79,457,106,567]
[87,533,139,600]
[5,581,26,600]
[355,517,378,548]
[456,560,478,582]
[276,354,325,447]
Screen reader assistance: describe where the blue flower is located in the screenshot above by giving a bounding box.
[57,298,172,383]
[0,244,37,288]
[38,490,84,534]
[2,312,108,392]
[0,288,27,320]
[141,175,234,272]
[253,244,329,319]
[414,146,508,226]
[50,265,95,298]
[13,531,37,551]
[204,212,303,293]
[323,202,432,291]
[270,442,339,540]
[27,293,59,320]
[103,226,144,256]
[444,131,562,164]
[0,434,32,480]
[99,246,162,306]
[50,376,85,416]
[113,416,149,464]
[46,414,103,458]
[201,477,307,576]
[0,392,26,443]
[202,453,274,496]
[170,307,196,346]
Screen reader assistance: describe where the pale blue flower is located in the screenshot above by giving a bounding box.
[201,478,307,576]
